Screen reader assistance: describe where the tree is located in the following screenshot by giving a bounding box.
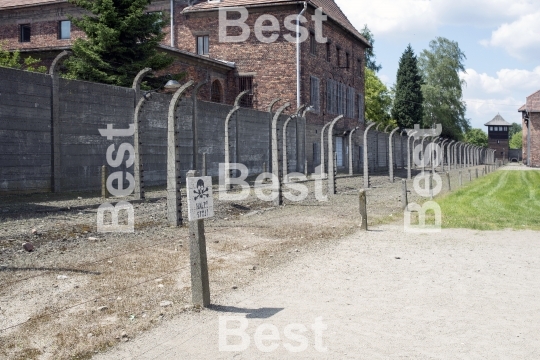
[0,42,47,73]
[510,131,523,149]
[360,25,382,72]
[365,68,396,127]
[419,37,470,140]
[392,45,423,129]
[509,122,522,138]
[464,128,488,147]
[65,0,173,87]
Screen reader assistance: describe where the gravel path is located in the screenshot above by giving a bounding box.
[95,224,540,359]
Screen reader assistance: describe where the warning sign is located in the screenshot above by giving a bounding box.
[186,176,214,221]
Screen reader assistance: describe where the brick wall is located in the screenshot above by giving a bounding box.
[488,138,509,161]
[522,112,540,167]
[175,4,366,123]
[0,3,85,50]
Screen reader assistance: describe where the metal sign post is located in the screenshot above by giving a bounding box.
[186,171,214,307]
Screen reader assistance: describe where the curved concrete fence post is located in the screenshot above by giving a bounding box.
[295,104,307,173]
[447,141,452,170]
[455,142,460,169]
[431,138,440,174]
[320,122,332,178]
[412,137,418,170]
[132,67,152,104]
[457,142,462,168]
[348,127,359,175]
[49,50,71,193]
[167,80,195,227]
[282,115,296,183]
[192,81,208,171]
[420,135,430,173]
[272,103,291,206]
[131,68,153,200]
[301,106,312,175]
[375,123,382,171]
[407,130,417,180]
[363,122,377,188]
[134,93,151,200]
[327,115,345,195]
[440,139,448,171]
[224,90,250,189]
[449,141,454,169]
[267,98,282,173]
[388,127,399,182]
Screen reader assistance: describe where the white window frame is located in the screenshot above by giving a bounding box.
[197,35,209,55]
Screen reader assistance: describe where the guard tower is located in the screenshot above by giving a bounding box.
[485,114,511,162]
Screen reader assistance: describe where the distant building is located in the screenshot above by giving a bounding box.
[518,90,540,167]
[485,114,511,162]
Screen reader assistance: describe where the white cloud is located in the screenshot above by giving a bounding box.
[459,66,540,127]
[336,0,540,39]
[465,96,523,129]
[460,67,540,97]
[480,12,540,59]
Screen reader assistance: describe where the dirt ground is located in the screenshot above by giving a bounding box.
[94,224,540,359]
[0,166,487,359]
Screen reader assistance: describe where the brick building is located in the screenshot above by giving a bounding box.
[0,0,369,171]
[485,114,511,162]
[519,90,540,167]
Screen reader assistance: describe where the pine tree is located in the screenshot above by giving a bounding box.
[392,45,423,129]
[65,0,173,87]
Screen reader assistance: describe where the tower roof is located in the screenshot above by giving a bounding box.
[484,114,511,127]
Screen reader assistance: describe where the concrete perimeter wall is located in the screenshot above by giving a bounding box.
[0,67,52,193]
[0,67,299,194]
[58,78,135,191]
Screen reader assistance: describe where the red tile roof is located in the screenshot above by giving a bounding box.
[519,90,540,113]
[183,0,370,47]
[0,0,65,10]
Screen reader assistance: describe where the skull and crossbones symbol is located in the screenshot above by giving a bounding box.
[194,179,209,200]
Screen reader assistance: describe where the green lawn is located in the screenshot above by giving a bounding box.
[437,170,540,230]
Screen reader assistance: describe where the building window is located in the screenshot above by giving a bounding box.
[326,79,337,114]
[19,24,31,43]
[58,20,71,40]
[239,76,254,107]
[345,52,350,69]
[211,80,223,103]
[346,86,355,118]
[309,31,316,55]
[326,42,331,62]
[197,35,209,55]
[358,93,365,123]
[336,46,341,67]
[310,76,320,112]
[357,58,362,77]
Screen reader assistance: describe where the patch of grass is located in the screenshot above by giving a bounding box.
[436,171,540,230]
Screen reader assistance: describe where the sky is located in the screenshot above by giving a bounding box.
[335,0,540,131]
